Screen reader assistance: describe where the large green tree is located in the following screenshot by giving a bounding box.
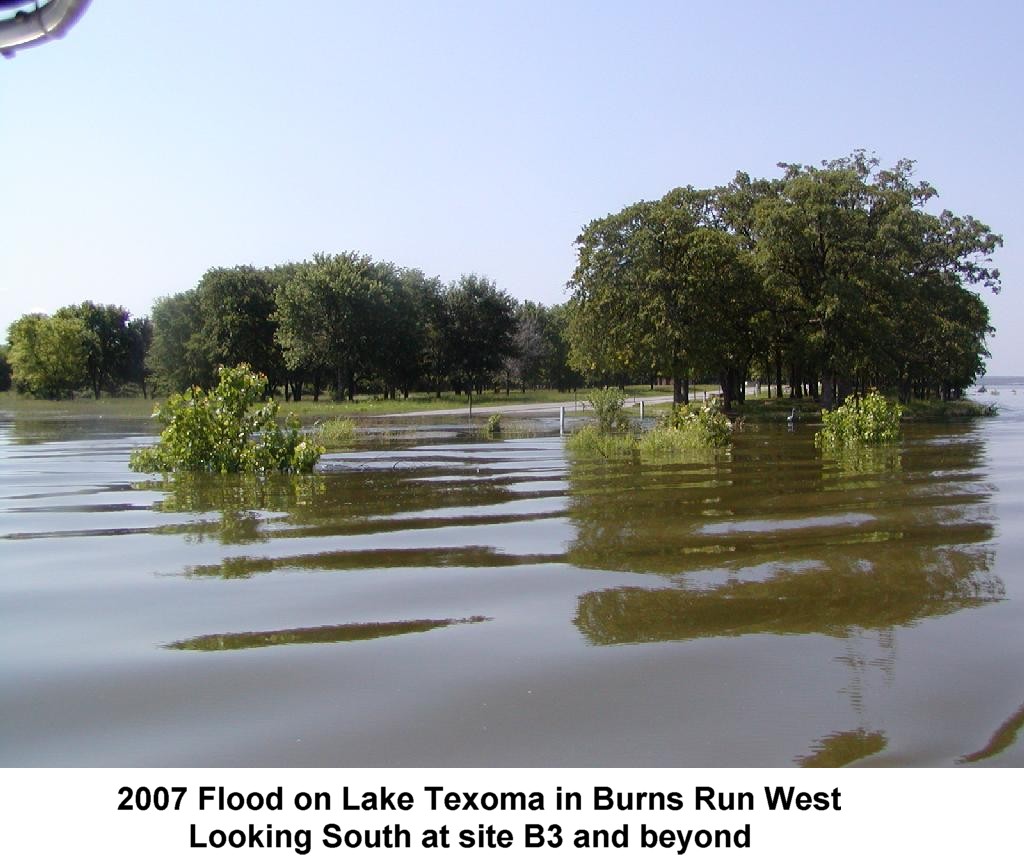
[148,290,212,393]
[374,268,439,399]
[193,266,283,391]
[125,316,153,397]
[569,154,1000,407]
[441,275,516,394]
[753,154,1001,404]
[569,187,761,406]
[55,302,132,399]
[274,252,399,401]
[7,313,89,398]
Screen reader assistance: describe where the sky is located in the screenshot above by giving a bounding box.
[2,0,1022,371]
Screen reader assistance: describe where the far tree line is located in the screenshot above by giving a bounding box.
[1,153,1003,408]
[1,257,582,401]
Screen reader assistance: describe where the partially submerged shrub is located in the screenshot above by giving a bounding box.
[588,387,633,434]
[815,391,902,448]
[486,413,502,434]
[565,424,638,458]
[570,397,732,459]
[637,424,715,458]
[129,364,322,474]
[660,397,733,448]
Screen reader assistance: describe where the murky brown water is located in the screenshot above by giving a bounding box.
[2,393,1023,767]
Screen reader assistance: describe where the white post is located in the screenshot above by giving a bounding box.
[639,400,645,420]
[559,405,565,435]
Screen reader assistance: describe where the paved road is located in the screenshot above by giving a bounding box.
[379,393,676,418]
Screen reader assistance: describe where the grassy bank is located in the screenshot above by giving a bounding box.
[0,388,996,424]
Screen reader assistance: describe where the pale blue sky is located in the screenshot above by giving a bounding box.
[2,1,1021,371]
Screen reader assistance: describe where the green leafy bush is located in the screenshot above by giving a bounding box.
[588,387,633,434]
[815,391,902,448]
[659,397,733,448]
[129,364,322,474]
[486,413,502,434]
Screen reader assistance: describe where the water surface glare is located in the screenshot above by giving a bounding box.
[2,395,1023,767]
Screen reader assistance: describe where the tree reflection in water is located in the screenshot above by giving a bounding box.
[167,616,489,652]
[566,427,1005,764]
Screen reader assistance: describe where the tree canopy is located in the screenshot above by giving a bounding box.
[567,153,1001,406]
[4,157,1000,407]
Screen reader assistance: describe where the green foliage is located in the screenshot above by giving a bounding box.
[486,413,502,434]
[55,301,133,399]
[194,266,283,388]
[274,252,405,401]
[661,397,733,448]
[441,274,517,392]
[7,313,89,398]
[565,424,637,458]
[0,345,12,392]
[129,364,322,474]
[901,399,997,420]
[148,290,213,393]
[318,417,356,445]
[815,391,903,447]
[568,154,1001,406]
[636,425,713,458]
[588,387,633,434]
[570,395,732,459]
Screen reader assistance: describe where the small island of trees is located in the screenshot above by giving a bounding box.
[1,153,1002,413]
[568,152,1001,410]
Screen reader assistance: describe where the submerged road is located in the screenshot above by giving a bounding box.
[378,393,677,418]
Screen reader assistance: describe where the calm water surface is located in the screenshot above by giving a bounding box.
[2,391,1023,767]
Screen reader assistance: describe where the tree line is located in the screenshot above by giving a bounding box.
[567,152,1001,408]
[2,153,1001,407]
[3,254,580,401]
[4,303,151,399]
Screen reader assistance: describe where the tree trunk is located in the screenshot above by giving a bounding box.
[822,374,835,409]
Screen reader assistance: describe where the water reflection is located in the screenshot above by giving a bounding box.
[188,547,559,580]
[819,443,902,483]
[139,454,565,537]
[569,429,1000,644]
[797,729,888,767]
[167,616,489,651]
[133,442,569,575]
[5,412,155,445]
[573,546,1000,643]
[137,474,329,544]
[959,701,1024,764]
[567,429,1004,766]
[5,412,1018,766]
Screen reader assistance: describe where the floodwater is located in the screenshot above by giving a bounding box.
[2,389,1023,767]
